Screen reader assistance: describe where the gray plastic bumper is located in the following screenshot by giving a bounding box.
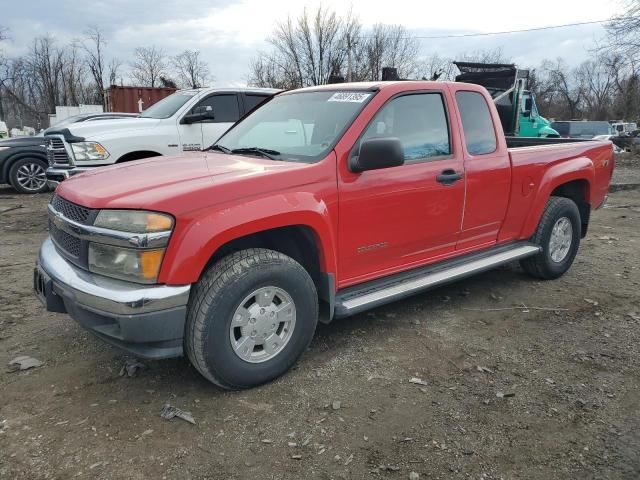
[34,237,191,359]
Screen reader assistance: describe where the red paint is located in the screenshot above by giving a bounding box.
[56,81,614,291]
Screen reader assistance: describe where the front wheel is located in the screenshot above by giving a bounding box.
[520,196,581,279]
[185,248,318,390]
[9,158,49,194]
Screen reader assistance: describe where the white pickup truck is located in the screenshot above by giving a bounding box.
[45,87,279,186]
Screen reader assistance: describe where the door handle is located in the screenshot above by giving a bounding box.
[436,169,463,185]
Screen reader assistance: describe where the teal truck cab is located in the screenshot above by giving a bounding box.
[455,62,558,138]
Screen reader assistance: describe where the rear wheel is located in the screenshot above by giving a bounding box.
[520,196,581,279]
[185,248,318,390]
[9,158,49,194]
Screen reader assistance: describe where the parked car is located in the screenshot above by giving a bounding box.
[592,134,624,153]
[0,112,137,194]
[551,120,613,139]
[34,80,614,389]
[45,87,280,187]
[611,122,637,135]
[610,129,640,151]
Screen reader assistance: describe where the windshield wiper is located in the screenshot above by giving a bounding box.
[207,144,232,154]
[231,147,281,160]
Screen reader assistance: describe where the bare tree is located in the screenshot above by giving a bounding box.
[0,25,9,120]
[130,46,166,87]
[250,6,352,88]
[356,24,418,81]
[605,0,640,62]
[540,59,583,119]
[416,53,456,81]
[107,57,123,86]
[172,50,210,88]
[575,56,616,120]
[82,25,107,104]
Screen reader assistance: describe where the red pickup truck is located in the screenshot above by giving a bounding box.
[34,81,614,389]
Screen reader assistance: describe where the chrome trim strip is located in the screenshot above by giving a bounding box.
[47,203,171,249]
[38,237,190,315]
[340,245,541,312]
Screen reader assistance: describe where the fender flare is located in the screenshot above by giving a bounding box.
[521,157,594,239]
[159,192,338,285]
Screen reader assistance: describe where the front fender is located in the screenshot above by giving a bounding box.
[158,191,338,285]
[521,157,594,238]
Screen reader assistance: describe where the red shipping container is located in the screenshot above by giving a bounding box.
[105,85,177,113]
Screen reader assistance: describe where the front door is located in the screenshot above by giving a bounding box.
[178,93,241,152]
[338,91,465,286]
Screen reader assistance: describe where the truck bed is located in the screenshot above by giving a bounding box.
[506,136,592,148]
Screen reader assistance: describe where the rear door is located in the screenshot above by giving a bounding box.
[452,88,511,250]
[338,90,466,284]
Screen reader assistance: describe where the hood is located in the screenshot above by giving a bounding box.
[0,136,46,148]
[48,118,160,140]
[56,152,311,214]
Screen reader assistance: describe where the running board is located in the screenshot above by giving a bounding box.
[334,242,541,318]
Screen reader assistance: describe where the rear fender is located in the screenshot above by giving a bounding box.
[521,157,594,239]
[158,192,337,285]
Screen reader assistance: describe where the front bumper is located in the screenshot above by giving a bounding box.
[46,166,94,188]
[34,237,191,359]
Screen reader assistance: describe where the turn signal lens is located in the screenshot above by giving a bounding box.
[146,213,174,232]
[88,243,165,284]
[140,249,164,280]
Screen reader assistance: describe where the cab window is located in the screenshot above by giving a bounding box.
[455,91,497,155]
[360,93,451,162]
[191,94,240,123]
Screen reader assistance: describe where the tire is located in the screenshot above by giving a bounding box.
[9,158,49,194]
[520,196,581,280]
[185,248,318,390]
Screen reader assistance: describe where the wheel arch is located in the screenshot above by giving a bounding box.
[522,158,594,239]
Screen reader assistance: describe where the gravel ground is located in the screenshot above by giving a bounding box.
[0,186,639,480]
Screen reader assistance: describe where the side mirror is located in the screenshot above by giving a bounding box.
[183,105,215,124]
[349,137,404,173]
[523,97,533,115]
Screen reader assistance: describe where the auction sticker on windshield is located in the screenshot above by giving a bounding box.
[328,92,371,103]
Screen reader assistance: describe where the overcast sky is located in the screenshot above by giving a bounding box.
[1,0,623,85]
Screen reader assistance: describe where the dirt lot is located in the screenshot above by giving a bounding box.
[1,185,639,480]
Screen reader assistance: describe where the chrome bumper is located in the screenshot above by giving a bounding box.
[35,237,191,358]
[45,166,93,188]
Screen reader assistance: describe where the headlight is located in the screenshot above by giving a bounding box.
[94,210,174,233]
[71,142,109,161]
[89,209,174,283]
[89,243,165,284]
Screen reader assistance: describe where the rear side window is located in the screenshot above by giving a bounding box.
[361,93,451,162]
[244,94,270,112]
[456,91,497,155]
[193,94,240,122]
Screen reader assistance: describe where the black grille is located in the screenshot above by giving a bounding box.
[50,195,92,224]
[49,220,81,258]
[46,137,70,165]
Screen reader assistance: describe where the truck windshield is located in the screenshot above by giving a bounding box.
[213,90,374,162]
[139,91,197,119]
